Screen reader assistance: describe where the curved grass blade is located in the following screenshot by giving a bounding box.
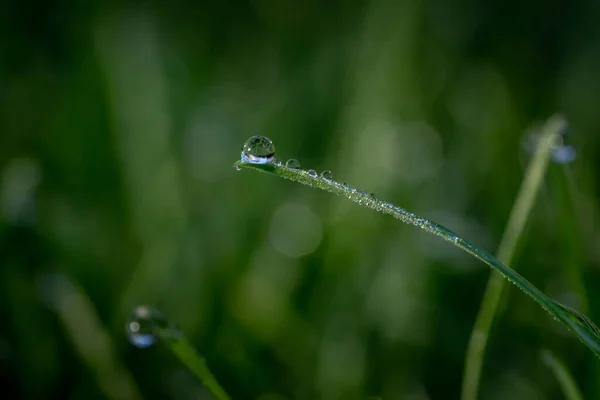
[542,349,585,400]
[162,337,230,400]
[126,306,230,400]
[462,115,565,400]
[235,146,600,363]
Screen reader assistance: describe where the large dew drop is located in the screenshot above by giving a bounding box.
[241,136,275,164]
[126,306,168,348]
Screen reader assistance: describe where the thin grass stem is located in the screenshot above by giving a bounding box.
[542,349,585,400]
[460,115,565,400]
[158,333,230,400]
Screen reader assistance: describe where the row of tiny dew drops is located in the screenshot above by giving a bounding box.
[235,136,440,228]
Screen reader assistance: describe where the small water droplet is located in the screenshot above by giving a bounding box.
[272,158,282,166]
[307,169,317,177]
[320,170,333,180]
[523,124,577,165]
[241,136,275,164]
[126,306,169,348]
[233,161,241,171]
[285,159,300,169]
[551,139,576,164]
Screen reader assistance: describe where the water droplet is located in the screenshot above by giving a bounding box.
[523,126,577,165]
[241,136,275,164]
[551,136,577,164]
[272,158,282,166]
[233,161,241,171]
[307,169,317,177]
[126,306,169,348]
[285,159,300,169]
[320,170,333,180]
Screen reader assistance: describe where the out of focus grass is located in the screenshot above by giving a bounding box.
[2,0,600,399]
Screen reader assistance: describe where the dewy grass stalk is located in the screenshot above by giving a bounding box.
[235,118,600,382]
[461,115,564,400]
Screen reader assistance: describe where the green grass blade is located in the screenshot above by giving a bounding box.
[160,335,230,400]
[542,349,585,400]
[235,131,600,364]
[461,115,564,400]
[128,307,230,400]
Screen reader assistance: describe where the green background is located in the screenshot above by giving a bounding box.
[1,0,600,398]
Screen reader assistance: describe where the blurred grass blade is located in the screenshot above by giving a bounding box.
[127,306,230,400]
[235,122,600,363]
[542,349,585,400]
[461,115,564,400]
[166,339,230,400]
[41,274,142,400]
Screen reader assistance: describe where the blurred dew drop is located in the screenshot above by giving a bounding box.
[522,123,577,165]
[551,132,577,164]
[392,122,443,184]
[126,306,169,348]
[269,203,323,258]
[241,136,275,164]
[285,159,300,169]
[184,106,235,181]
[272,158,282,166]
[1,157,41,225]
[307,169,318,177]
[551,145,577,164]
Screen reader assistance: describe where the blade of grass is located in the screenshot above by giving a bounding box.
[460,115,565,400]
[41,274,143,400]
[542,349,585,400]
[138,307,231,400]
[160,336,230,400]
[235,119,600,364]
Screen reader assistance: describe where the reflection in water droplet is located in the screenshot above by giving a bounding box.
[285,159,300,169]
[272,158,282,166]
[320,170,333,180]
[241,136,275,164]
[307,170,317,177]
[551,143,576,164]
[126,306,169,348]
[523,129,577,165]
